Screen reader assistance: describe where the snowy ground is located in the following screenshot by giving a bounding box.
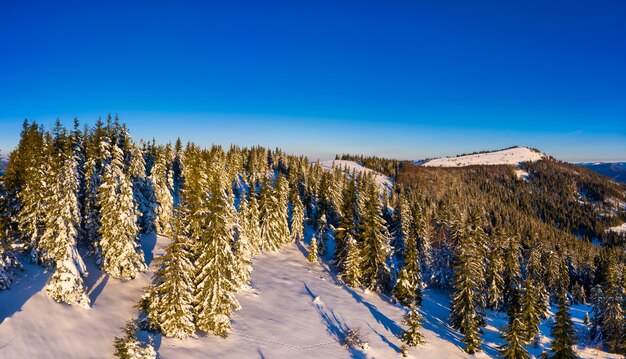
[607,223,626,234]
[0,233,619,358]
[319,160,393,191]
[422,147,544,167]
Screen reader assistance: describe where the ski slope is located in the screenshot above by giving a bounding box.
[319,160,393,191]
[423,147,544,167]
[0,233,619,358]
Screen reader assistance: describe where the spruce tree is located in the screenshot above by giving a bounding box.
[259,177,289,251]
[393,209,422,306]
[499,287,529,359]
[550,282,577,358]
[340,234,361,287]
[97,140,147,279]
[148,208,195,339]
[151,149,174,236]
[359,178,392,292]
[485,244,505,310]
[233,207,253,290]
[599,255,624,354]
[400,306,425,355]
[520,279,542,344]
[240,190,262,254]
[449,223,483,354]
[193,158,241,337]
[334,175,358,272]
[308,236,318,263]
[43,147,90,307]
[290,191,305,242]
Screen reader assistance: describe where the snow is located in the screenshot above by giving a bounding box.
[607,223,626,234]
[514,169,530,181]
[319,160,393,191]
[0,232,619,358]
[423,147,544,167]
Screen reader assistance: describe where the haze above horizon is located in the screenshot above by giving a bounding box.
[1,1,625,162]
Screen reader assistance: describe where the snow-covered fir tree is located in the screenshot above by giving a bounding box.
[340,234,361,287]
[400,306,425,356]
[290,191,305,242]
[485,244,505,310]
[150,148,174,236]
[128,141,155,234]
[42,147,90,307]
[498,286,529,359]
[193,155,241,337]
[148,208,195,339]
[233,204,253,290]
[114,320,157,359]
[449,222,484,354]
[308,236,318,263]
[520,279,542,344]
[17,134,51,263]
[550,288,577,359]
[393,205,422,306]
[596,254,625,354]
[259,177,289,251]
[240,189,262,254]
[97,140,147,279]
[334,174,358,272]
[358,177,392,292]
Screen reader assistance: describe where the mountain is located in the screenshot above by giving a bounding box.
[421,146,544,167]
[578,162,626,183]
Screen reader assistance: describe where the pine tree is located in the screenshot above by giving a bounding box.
[520,279,542,344]
[240,190,262,254]
[400,306,425,355]
[151,149,174,236]
[359,178,392,292]
[308,236,318,263]
[340,234,361,287]
[334,175,358,272]
[550,284,577,358]
[233,207,253,290]
[599,255,624,354]
[148,208,195,339]
[43,147,90,308]
[114,320,156,359]
[449,223,483,354]
[485,244,505,310]
[393,207,422,306]
[128,141,154,234]
[259,177,289,251]
[97,140,147,279]
[499,287,530,359]
[290,192,305,242]
[193,158,241,337]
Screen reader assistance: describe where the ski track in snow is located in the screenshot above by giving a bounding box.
[0,233,620,358]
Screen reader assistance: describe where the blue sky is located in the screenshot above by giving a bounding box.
[1,1,625,161]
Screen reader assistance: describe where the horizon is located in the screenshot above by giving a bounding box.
[1,1,625,162]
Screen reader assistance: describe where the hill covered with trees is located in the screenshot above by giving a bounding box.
[0,118,624,358]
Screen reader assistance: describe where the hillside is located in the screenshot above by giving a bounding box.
[422,147,544,167]
[579,162,626,183]
[0,233,619,359]
[319,160,393,191]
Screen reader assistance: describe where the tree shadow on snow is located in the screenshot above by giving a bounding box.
[367,323,401,353]
[344,287,403,338]
[0,260,50,324]
[304,283,367,359]
[141,232,158,266]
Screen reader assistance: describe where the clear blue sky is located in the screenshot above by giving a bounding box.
[1,1,625,161]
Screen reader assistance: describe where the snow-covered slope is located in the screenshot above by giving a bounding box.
[0,233,166,358]
[423,147,544,167]
[319,160,392,191]
[0,233,619,358]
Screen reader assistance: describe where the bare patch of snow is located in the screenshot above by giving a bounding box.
[607,223,626,234]
[423,147,544,167]
[319,160,393,191]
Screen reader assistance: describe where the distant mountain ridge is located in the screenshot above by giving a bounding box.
[579,162,626,183]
